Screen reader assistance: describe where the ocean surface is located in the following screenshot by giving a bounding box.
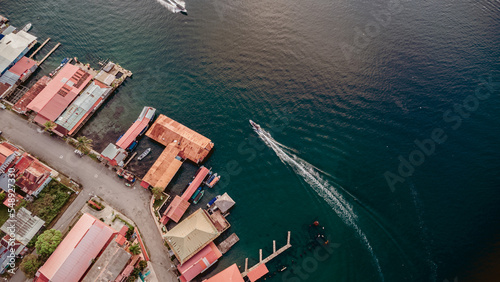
[2,0,500,281]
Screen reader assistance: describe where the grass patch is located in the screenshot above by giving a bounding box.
[0,205,10,227]
[26,179,73,224]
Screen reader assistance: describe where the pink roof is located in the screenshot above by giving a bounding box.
[178,242,222,282]
[37,213,116,282]
[203,264,243,282]
[0,143,17,164]
[164,195,190,223]
[27,64,92,121]
[9,56,36,76]
[181,167,209,201]
[247,263,269,282]
[118,225,128,236]
[115,234,126,246]
[116,108,154,150]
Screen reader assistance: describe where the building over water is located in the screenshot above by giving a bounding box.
[164,209,221,265]
[27,63,93,134]
[0,30,37,75]
[141,114,214,189]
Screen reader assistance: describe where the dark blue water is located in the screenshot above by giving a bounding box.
[1,0,500,281]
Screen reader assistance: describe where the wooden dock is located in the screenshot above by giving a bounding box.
[218,233,239,254]
[241,231,291,277]
[123,152,137,168]
[29,38,50,59]
[38,42,61,65]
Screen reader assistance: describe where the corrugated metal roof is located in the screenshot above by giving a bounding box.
[142,142,182,188]
[214,193,235,214]
[247,264,269,282]
[8,56,36,76]
[116,107,155,150]
[164,195,190,223]
[56,80,111,131]
[178,242,222,282]
[0,207,44,245]
[165,209,219,265]
[37,213,116,282]
[146,114,213,164]
[0,31,36,74]
[27,64,92,122]
[0,70,20,85]
[203,264,244,282]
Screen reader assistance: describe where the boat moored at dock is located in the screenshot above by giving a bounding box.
[21,23,32,32]
[138,148,151,160]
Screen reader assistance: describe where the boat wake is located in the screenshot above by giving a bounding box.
[410,183,438,281]
[155,0,187,14]
[252,121,384,281]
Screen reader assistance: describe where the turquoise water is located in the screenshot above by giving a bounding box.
[2,0,500,281]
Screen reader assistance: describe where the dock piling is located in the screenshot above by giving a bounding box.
[38,42,61,65]
[241,231,292,277]
[29,38,50,59]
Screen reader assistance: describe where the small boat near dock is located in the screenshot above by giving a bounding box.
[193,190,205,204]
[206,174,220,188]
[138,148,151,160]
[22,23,32,32]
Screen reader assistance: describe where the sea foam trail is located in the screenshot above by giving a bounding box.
[410,183,438,281]
[254,127,385,281]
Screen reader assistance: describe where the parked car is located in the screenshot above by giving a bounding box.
[74,149,84,157]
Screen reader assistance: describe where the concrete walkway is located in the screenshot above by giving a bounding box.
[0,109,177,282]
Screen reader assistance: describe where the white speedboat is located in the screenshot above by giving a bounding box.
[249,120,261,132]
[22,23,32,32]
[138,148,151,160]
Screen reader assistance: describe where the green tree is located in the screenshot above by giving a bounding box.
[129,243,141,255]
[36,229,62,258]
[138,260,147,271]
[20,254,42,278]
[151,187,164,200]
[43,121,56,132]
[76,136,93,154]
[0,192,5,202]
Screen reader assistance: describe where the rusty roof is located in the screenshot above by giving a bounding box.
[146,115,213,164]
[142,143,183,188]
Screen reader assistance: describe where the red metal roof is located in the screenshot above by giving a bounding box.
[0,142,17,165]
[247,263,269,282]
[115,234,126,246]
[27,64,92,122]
[118,225,129,236]
[8,56,36,76]
[203,264,243,282]
[182,167,209,201]
[36,213,116,282]
[13,76,49,113]
[164,195,190,223]
[116,107,155,150]
[178,242,222,282]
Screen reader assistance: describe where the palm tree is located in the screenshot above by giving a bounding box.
[151,187,164,200]
[43,121,56,132]
[76,136,93,154]
[129,243,141,255]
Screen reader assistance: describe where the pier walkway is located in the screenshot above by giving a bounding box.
[218,233,239,254]
[242,231,292,277]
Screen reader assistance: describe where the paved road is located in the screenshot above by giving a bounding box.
[0,110,177,282]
